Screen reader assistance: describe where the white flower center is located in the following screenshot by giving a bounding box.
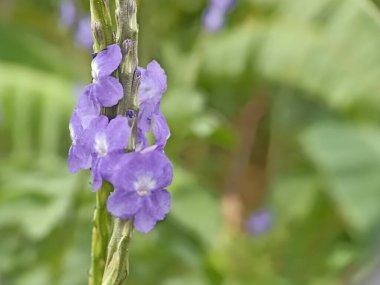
[94,134,108,157]
[91,69,98,82]
[134,175,156,196]
[91,61,99,82]
[69,123,76,144]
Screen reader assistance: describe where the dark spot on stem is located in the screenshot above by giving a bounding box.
[126,109,136,118]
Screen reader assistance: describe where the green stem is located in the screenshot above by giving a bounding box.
[116,0,139,119]
[89,182,113,285]
[90,0,114,52]
[89,1,115,285]
[102,219,134,285]
[102,0,140,284]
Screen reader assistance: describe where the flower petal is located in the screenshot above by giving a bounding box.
[108,150,173,193]
[105,116,130,152]
[91,158,103,192]
[97,153,124,183]
[68,144,92,173]
[107,189,142,219]
[77,115,109,151]
[139,60,167,105]
[133,190,170,233]
[148,189,171,220]
[152,112,170,149]
[74,86,101,129]
[69,111,83,143]
[106,152,137,192]
[133,205,156,233]
[136,128,148,152]
[145,151,173,190]
[91,44,122,79]
[138,101,154,134]
[93,76,123,107]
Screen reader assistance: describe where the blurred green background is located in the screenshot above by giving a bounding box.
[1,0,380,284]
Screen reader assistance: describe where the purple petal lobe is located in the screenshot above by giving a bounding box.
[91,44,122,79]
[97,153,124,183]
[91,159,103,192]
[78,115,109,151]
[138,102,154,134]
[93,77,123,107]
[153,112,170,149]
[133,204,157,233]
[136,128,148,152]
[68,144,92,173]
[148,189,171,220]
[74,86,101,129]
[105,116,130,152]
[139,60,167,106]
[107,189,142,219]
[133,190,170,233]
[69,111,83,142]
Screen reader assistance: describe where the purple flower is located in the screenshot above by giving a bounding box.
[245,209,273,235]
[152,112,170,149]
[70,44,123,130]
[68,112,92,173]
[139,61,167,108]
[68,115,131,191]
[60,0,76,27]
[76,16,93,49]
[138,60,170,149]
[67,46,173,234]
[107,150,173,233]
[203,0,235,32]
[72,87,101,130]
[89,44,123,107]
[136,128,149,152]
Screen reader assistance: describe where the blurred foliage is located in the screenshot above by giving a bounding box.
[1,0,380,284]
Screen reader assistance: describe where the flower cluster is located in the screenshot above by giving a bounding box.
[68,44,173,233]
[203,0,236,32]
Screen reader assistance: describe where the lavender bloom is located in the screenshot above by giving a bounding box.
[72,87,101,130]
[245,209,273,235]
[76,16,93,49]
[68,112,91,173]
[138,61,170,149]
[107,150,173,233]
[67,43,173,234]
[203,0,235,32]
[68,115,131,191]
[60,0,76,27]
[136,128,149,152]
[70,44,123,131]
[89,44,123,107]
[152,112,170,149]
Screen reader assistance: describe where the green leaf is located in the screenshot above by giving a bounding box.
[171,174,222,246]
[301,122,380,238]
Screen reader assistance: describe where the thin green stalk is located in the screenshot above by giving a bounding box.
[102,0,140,284]
[90,0,114,52]
[89,1,115,285]
[102,219,134,285]
[89,182,113,285]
